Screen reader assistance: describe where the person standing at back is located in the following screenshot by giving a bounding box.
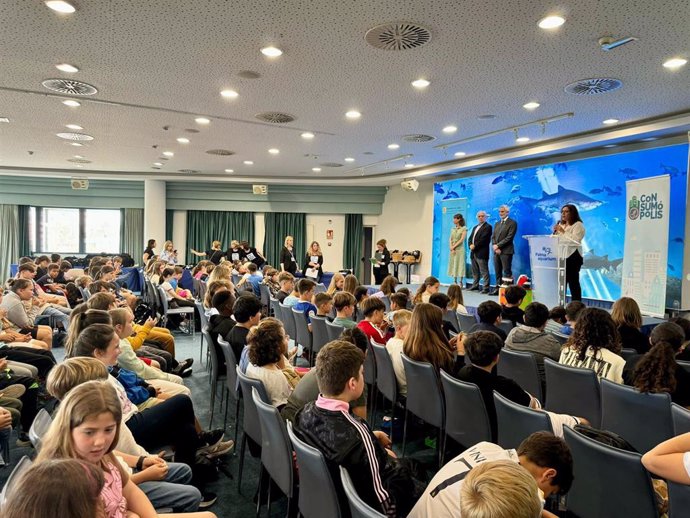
[468,211,492,294]
[490,205,518,295]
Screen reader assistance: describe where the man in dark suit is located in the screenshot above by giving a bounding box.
[468,210,492,293]
[490,205,518,295]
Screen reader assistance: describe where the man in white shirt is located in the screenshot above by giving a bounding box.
[409,431,573,518]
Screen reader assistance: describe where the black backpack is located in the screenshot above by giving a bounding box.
[133,302,155,325]
[573,424,638,453]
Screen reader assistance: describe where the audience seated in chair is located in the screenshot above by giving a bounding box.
[357,296,393,345]
[544,305,566,335]
[469,300,507,342]
[428,292,458,337]
[611,296,650,354]
[559,301,585,336]
[314,292,333,318]
[409,431,573,518]
[403,303,460,375]
[275,272,295,304]
[501,285,526,325]
[387,309,412,397]
[229,294,263,371]
[332,292,357,329]
[643,432,690,484]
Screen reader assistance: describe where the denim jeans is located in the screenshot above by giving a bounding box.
[37,305,70,330]
[137,462,202,512]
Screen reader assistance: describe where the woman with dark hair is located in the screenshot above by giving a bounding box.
[448,213,467,284]
[559,307,625,383]
[142,239,156,264]
[631,322,690,406]
[304,241,324,283]
[553,204,585,301]
[372,239,391,285]
[611,297,649,354]
[403,303,456,373]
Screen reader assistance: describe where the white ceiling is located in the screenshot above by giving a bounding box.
[0,0,689,185]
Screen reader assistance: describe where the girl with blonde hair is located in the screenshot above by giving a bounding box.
[327,272,345,295]
[343,273,360,295]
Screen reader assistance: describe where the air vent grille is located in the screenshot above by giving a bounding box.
[365,22,431,50]
[402,134,435,143]
[238,70,261,79]
[255,112,295,124]
[56,132,94,141]
[67,158,92,164]
[564,78,623,95]
[320,162,343,168]
[42,79,98,96]
[205,149,235,156]
[178,169,200,174]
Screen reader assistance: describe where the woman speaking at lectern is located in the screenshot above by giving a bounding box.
[553,204,585,301]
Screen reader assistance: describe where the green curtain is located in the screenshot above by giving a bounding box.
[343,213,363,278]
[119,208,144,264]
[186,210,254,264]
[17,205,30,257]
[0,205,20,282]
[264,212,306,269]
[165,210,174,242]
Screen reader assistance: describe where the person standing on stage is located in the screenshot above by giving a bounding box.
[468,211,492,293]
[490,205,518,295]
[553,204,585,301]
[372,239,391,285]
[448,213,467,284]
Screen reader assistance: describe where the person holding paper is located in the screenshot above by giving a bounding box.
[303,241,324,282]
[280,235,299,274]
[553,204,585,301]
[372,239,391,285]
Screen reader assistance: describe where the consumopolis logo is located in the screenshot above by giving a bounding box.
[629,193,664,221]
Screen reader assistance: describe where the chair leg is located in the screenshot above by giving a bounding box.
[267,477,273,516]
[223,392,230,430]
[256,466,264,516]
[208,383,216,428]
[402,407,409,457]
[199,334,204,363]
[234,398,241,445]
[237,435,247,493]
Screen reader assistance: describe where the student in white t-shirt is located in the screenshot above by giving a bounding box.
[386,309,411,396]
[558,307,625,383]
[642,432,690,484]
[409,432,573,518]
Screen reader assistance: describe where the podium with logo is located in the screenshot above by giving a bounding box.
[523,235,570,309]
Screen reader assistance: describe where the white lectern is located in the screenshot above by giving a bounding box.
[523,235,570,309]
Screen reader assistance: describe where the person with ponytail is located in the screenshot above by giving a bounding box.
[630,322,690,406]
[413,276,440,305]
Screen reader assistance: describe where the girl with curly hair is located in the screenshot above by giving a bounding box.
[559,307,625,383]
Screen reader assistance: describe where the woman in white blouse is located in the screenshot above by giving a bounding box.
[553,204,585,301]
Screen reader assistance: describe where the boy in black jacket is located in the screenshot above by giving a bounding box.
[294,341,423,517]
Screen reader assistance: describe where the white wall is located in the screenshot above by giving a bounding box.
[172,210,187,257]
[306,215,345,271]
[375,181,434,279]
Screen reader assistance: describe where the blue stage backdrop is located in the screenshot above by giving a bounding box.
[432,144,689,305]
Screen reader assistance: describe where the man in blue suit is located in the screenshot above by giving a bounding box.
[468,211,493,293]
[490,205,518,295]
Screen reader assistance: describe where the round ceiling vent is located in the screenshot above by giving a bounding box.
[363,151,375,155]
[42,79,98,96]
[56,132,94,141]
[564,78,623,95]
[67,158,92,164]
[402,134,436,143]
[365,22,431,51]
[255,112,296,124]
[320,162,343,168]
[178,169,200,174]
[206,149,235,156]
[184,128,200,134]
[477,114,497,120]
[238,70,261,79]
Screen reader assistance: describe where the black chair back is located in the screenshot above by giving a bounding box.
[600,378,673,453]
[669,481,690,518]
[252,388,293,498]
[311,315,330,356]
[563,426,659,518]
[497,320,514,334]
[497,349,543,402]
[401,355,444,429]
[672,402,690,435]
[544,358,601,427]
[339,466,386,518]
[326,320,346,341]
[443,310,460,334]
[280,303,297,343]
[286,421,342,518]
[371,343,397,405]
[270,297,282,319]
[0,456,32,505]
[493,391,552,449]
[28,408,52,451]
[620,348,638,361]
[259,283,271,308]
[440,370,491,447]
[457,313,478,332]
[677,360,690,375]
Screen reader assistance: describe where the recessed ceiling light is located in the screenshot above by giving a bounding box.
[387,144,400,150]
[344,157,355,162]
[411,78,430,89]
[603,118,619,125]
[65,124,83,130]
[663,58,688,70]
[153,162,163,166]
[176,137,190,144]
[225,169,234,173]
[301,132,315,139]
[70,142,83,146]
[268,148,280,154]
[162,151,174,157]
[261,46,283,57]
[0,117,9,123]
[345,110,361,120]
[195,117,210,125]
[454,151,466,157]
[244,160,254,165]
[45,1,76,14]
[404,164,415,168]
[442,125,457,134]
[604,144,617,148]
[75,164,84,167]
[516,136,530,143]
[538,15,565,29]
[55,63,79,73]
[62,99,80,107]
[312,167,321,172]
[73,155,84,159]
[523,102,540,110]
[220,89,239,98]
